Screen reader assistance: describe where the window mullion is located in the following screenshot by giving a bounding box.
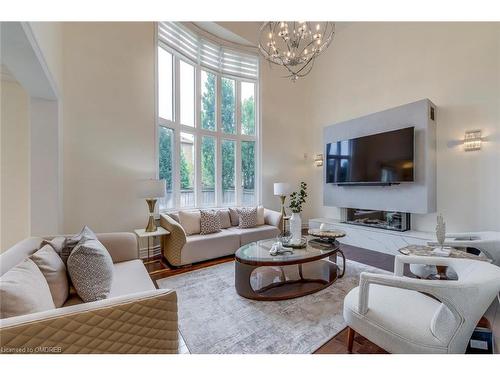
[235,80,242,206]
[195,66,201,208]
[173,56,181,209]
[216,74,222,207]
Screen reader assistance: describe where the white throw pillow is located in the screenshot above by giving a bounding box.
[30,245,69,308]
[0,258,56,319]
[67,238,114,302]
[256,205,265,226]
[179,210,201,235]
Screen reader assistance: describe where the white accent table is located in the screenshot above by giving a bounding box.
[134,227,170,274]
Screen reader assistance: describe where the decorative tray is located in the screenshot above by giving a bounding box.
[308,229,346,239]
[282,237,307,249]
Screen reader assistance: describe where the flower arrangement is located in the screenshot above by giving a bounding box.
[289,182,308,214]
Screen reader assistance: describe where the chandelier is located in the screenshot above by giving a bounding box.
[258,21,335,82]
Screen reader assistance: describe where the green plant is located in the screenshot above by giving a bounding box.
[289,182,308,214]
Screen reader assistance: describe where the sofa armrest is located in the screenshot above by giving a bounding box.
[0,289,178,354]
[96,232,138,263]
[264,208,283,229]
[160,214,187,266]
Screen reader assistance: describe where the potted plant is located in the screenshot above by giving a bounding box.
[288,182,308,243]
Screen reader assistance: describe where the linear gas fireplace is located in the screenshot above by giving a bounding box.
[341,208,411,232]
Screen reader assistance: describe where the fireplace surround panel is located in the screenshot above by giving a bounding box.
[341,208,410,232]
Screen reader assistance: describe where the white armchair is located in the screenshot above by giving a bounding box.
[343,255,500,353]
[411,231,500,278]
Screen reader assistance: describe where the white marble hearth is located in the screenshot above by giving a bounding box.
[309,218,435,256]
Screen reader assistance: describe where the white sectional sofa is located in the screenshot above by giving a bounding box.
[0,233,178,354]
[160,208,282,266]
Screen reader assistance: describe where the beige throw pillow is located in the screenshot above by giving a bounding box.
[61,226,98,264]
[257,205,265,226]
[228,207,240,226]
[218,209,232,229]
[40,236,66,255]
[67,238,114,302]
[200,210,222,235]
[0,258,56,319]
[179,210,201,235]
[30,245,69,308]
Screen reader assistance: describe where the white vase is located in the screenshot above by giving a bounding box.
[289,212,302,243]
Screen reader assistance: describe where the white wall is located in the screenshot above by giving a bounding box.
[61,22,156,233]
[304,22,500,232]
[30,98,60,235]
[1,79,30,251]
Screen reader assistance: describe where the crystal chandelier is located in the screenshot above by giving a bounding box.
[258,21,335,82]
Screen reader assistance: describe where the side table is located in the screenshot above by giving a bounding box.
[134,227,170,275]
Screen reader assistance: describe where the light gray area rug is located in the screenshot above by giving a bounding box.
[157,259,388,354]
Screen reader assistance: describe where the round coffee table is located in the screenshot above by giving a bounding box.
[235,238,345,301]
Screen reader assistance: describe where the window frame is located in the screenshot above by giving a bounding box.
[156,35,260,211]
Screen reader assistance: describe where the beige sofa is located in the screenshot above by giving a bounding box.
[160,208,282,266]
[0,233,178,354]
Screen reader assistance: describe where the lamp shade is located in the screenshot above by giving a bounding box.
[274,182,291,196]
[137,179,166,198]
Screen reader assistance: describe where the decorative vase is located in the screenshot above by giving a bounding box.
[289,212,302,244]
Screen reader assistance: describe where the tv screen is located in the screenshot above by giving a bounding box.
[326,127,414,184]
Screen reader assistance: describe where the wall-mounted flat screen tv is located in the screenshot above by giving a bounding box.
[326,126,415,185]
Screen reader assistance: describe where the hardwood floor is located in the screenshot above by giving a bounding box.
[150,242,391,354]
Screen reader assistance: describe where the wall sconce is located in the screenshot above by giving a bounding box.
[314,154,324,167]
[464,130,482,151]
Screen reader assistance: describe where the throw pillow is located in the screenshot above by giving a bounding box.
[256,205,265,226]
[168,212,180,223]
[30,245,69,308]
[61,225,98,264]
[237,207,258,229]
[179,210,201,235]
[200,210,222,235]
[218,209,232,229]
[0,258,56,319]
[228,207,240,226]
[40,236,66,256]
[67,238,114,302]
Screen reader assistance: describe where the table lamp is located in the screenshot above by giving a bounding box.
[274,182,291,218]
[138,179,166,232]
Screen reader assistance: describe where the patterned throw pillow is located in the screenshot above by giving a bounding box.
[67,238,114,302]
[200,210,222,235]
[237,207,258,229]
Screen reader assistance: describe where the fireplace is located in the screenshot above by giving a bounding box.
[341,208,410,232]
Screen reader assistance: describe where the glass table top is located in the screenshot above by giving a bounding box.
[235,237,339,265]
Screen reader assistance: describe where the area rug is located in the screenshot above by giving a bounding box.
[157,259,389,354]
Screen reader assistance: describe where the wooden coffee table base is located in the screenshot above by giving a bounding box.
[235,259,338,301]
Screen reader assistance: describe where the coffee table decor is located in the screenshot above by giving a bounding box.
[281,236,307,249]
[399,244,492,280]
[308,228,346,246]
[235,238,345,301]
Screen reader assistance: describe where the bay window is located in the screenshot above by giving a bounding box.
[157,22,259,210]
